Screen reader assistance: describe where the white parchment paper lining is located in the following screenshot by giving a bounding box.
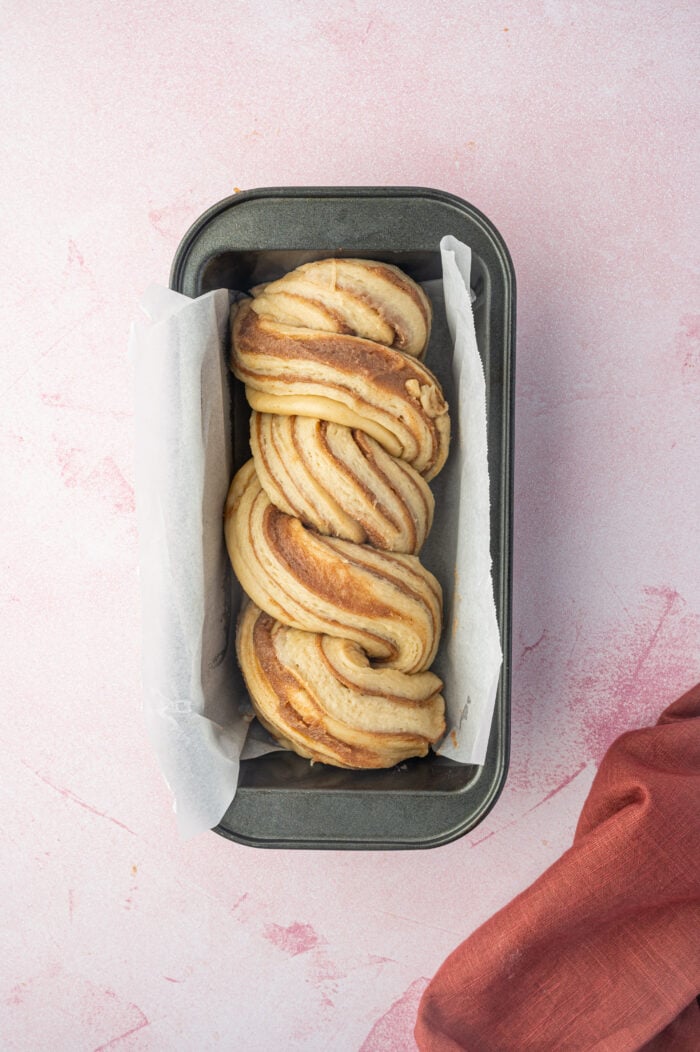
[130,236,503,837]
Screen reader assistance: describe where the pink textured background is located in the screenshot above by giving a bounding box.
[3,2,699,1049]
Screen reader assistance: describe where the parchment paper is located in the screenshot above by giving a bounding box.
[131,287,248,838]
[131,238,503,837]
[432,236,503,762]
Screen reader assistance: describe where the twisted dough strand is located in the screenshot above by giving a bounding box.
[250,411,434,554]
[250,257,433,357]
[232,299,450,480]
[226,259,450,767]
[225,460,442,675]
[237,603,445,770]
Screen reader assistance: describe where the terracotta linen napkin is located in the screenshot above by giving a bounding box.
[415,684,700,1051]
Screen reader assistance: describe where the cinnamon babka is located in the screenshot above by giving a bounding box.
[225,258,450,768]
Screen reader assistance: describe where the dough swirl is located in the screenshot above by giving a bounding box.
[226,259,450,767]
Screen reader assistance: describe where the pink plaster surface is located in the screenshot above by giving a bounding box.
[2,1,698,1048]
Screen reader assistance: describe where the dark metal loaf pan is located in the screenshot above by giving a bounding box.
[170,186,515,849]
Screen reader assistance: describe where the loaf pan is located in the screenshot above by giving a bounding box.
[170,186,515,849]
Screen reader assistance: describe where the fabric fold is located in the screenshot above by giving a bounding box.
[415,684,700,1052]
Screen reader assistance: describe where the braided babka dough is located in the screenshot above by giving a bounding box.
[225,258,451,768]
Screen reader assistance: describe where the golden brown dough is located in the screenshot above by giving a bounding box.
[237,601,445,769]
[231,299,450,481]
[250,257,433,358]
[250,411,434,554]
[225,460,442,675]
[226,258,451,769]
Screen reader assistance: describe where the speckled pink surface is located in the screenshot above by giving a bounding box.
[3,2,699,1049]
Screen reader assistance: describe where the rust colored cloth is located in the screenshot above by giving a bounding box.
[415,684,700,1051]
